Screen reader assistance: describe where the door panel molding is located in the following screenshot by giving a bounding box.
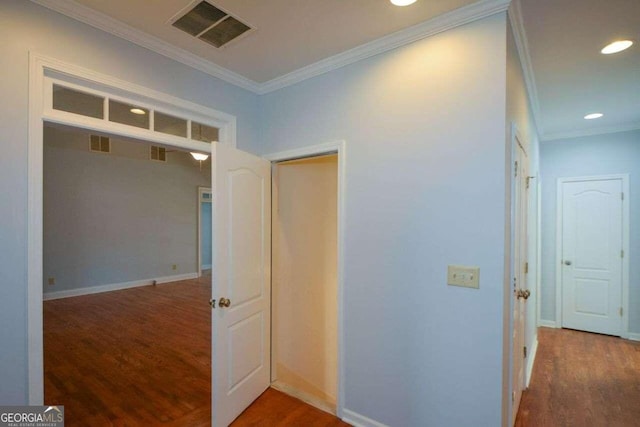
[555,174,629,338]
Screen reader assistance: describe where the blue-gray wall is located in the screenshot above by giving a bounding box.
[259,14,508,427]
[540,130,640,333]
[43,126,210,294]
[201,202,212,269]
[0,0,259,404]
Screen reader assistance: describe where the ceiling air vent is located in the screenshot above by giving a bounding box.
[171,1,253,48]
[90,135,110,153]
[150,146,167,162]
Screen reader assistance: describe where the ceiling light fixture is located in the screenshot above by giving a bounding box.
[130,108,146,115]
[584,113,604,120]
[191,152,209,161]
[601,40,633,54]
[390,0,417,6]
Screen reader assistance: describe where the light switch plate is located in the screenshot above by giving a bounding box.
[447,265,480,289]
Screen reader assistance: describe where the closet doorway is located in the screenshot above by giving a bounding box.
[271,154,339,414]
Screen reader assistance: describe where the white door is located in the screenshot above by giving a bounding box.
[511,143,529,426]
[560,178,623,336]
[212,142,271,427]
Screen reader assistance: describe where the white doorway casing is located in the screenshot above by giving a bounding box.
[555,175,630,337]
[264,141,347,420]
[197,186,213,276]
[27,53,236,405]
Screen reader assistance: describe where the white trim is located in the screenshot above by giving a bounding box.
[525,336,538,388]
[341,409,389,427]
[508,0,543,139]
[43,273,199,301]
[264,140,347,419]
[628,333,640,342]
[555,174,630,337]
[30,0,261,93]
[258,0,511,94]
[30,0,510,95]
[27,52,236,405]
[541,122,640,142]
[202,264,212,270]
[270,382,335,416]
[538,319,558,329]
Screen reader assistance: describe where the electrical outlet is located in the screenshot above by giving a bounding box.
[48,277,55,286]
[447,265,480,289]
[172,264,177,271]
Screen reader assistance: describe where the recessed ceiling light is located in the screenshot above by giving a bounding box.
[390,0,417,6]
[130,108,146,115]
[584,113,604,120]
[601,40,633,54]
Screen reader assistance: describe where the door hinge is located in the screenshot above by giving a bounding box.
[514,161,519,177]
[524,262,529,274]
[619,307,623,317]
[621,250,624,258]
[523,346,527,358]
[621,192,624,201]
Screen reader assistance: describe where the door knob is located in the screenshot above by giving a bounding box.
[517,289,531,300]
[219,297,231,308]
[209,299,216,309]
[564,260,572,266]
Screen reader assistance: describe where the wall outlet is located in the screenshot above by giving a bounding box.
[447,265,480,289]
[48,277,55,286]
[172,264,177,271]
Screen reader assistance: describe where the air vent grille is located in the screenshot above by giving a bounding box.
[150,146,167,162]
[171,1,252,48]
[90,135,110,153]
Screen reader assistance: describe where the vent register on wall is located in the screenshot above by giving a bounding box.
[171,1,253,48]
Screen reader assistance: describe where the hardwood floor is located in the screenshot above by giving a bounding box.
[515,327,640,427]
[44,277,348,426]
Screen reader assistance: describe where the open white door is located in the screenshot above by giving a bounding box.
[212,142,271,427]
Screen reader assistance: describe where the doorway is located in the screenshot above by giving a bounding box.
[270,154,339,414]
[556,175,629,336]
[198,187,213,276]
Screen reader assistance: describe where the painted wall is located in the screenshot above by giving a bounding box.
[540,130,640,334]
[0,0,259,403]
[505,15,541,423]
[200,202,212,270]
[272,156,338,407]
[43,126,210,294]
[260,14,508,427]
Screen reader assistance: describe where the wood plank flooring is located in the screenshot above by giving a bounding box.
[44,276,348,426]
[515,327,640,427]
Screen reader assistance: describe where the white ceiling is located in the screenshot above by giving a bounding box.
[69,0,476,83]
[33,0,639,140]
[518,0,640,140]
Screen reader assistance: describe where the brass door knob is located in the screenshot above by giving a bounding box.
[564,260,572,266]
[219,297,231,308]
[517,289,531,300]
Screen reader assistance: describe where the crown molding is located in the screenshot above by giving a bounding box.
[32,0,511,95]
[507,0,544,138]
[31,0,262,93]
[541,122,640,142]
[257,0,512,94]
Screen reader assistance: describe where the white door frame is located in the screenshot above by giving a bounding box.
[197,187,213,276]
[555,174,630,338]
[263,141,347,419]
[27,53,236,404]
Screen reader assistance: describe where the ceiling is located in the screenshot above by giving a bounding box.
[33,0,639,141]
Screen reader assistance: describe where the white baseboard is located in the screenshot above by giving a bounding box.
[342,409,389,427]
[538,319,557,328]
[43,272,199,300]
[525,336,538,388]
[628,333,640,342]
[202,264,212,270]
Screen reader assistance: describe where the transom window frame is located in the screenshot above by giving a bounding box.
[27,52,237,405]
